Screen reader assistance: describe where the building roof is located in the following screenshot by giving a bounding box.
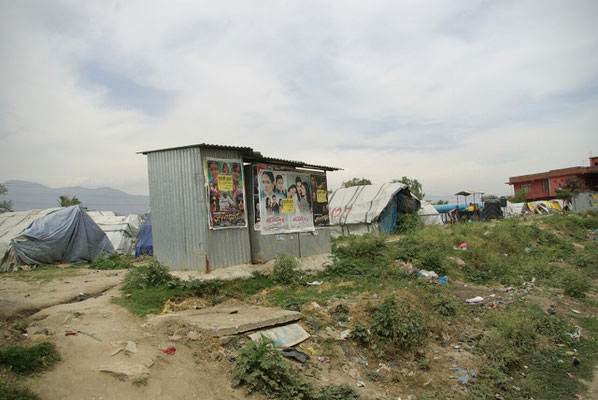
[509,165,598,184]
[138,143,341,171]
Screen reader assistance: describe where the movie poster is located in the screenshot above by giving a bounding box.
[258,169,314,234]
[205,158,247,229]
[311,174,329,227]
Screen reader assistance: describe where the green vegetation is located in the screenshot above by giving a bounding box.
[232,337,360,400]
[393,176,425,200]
[0,377,40,400]
[110,211,598,399]
[341,177,372,188]
[0,342,60,375]
[0,184,14,213]
[271,254,301,284]
[7,265,84,283]
[58,195,81,207]
[89,255,134,270]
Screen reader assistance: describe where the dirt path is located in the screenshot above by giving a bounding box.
[0,269,250,400]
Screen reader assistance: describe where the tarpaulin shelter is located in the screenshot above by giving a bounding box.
[418,202,443,226]
[1,205,114,270]
[87,210,142,255]
[135,214,153,257]
[328,182,420,236]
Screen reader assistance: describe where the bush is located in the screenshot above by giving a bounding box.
[0,378,39,400]
[123,261,178,290]
[232,338,301,396]
[89,255,133,270]
[327,234,391,278]
[0,342,60,375]
[563,272,591,299]
[396,213,421,233]
[271,254,300,285]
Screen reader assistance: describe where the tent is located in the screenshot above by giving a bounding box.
[418,202,443,226]
[328,183,420,236]
[87,211,142,255]
[135,214,153,257]
[1,205,115,270]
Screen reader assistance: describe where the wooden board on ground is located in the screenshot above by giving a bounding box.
[247,323,310,348]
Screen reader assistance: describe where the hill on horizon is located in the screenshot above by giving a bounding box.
[1,180,150,215]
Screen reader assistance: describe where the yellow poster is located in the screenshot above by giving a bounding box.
[282,198,295,213]
[218,175,233,191]
[317,190,327,203]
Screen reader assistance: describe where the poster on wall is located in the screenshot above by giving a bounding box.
[205,158,247,229]
[310,174,329,227]
[258,168,314,234]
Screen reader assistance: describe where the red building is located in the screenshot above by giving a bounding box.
[508,156,598,201]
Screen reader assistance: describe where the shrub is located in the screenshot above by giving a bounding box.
[369,296,425,356]
[563,272,591,299]
[0,342,60,375]
[271,254,300,285]
[123,261,178,290]
[396,213,421,233]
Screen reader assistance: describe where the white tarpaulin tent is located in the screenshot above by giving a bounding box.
[418,202,443,226]
[328,182,419,236]
[87,211,142,255]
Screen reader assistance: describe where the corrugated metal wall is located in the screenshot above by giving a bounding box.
[146,147,251,271]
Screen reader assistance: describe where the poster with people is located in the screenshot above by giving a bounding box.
[311,173,329,227]
[258,168,314,234]
[206,158,247,229]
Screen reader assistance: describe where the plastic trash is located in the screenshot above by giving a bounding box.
[282,348,310,363]
[161,346,176,355]
[466,296,484,304]
[418,270,439,279]
[459,242,468,249]
[437,276,448,284]
[306,281,322,286]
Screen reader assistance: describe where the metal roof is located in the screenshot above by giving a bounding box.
[139,143,341,171]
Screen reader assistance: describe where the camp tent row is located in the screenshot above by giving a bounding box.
[0,206,146,271]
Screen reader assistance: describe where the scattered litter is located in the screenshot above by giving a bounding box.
[65,330,78,337]
[466,296,484,304]
[566,326,582,342]
[354,356,368,366]
[306,281,322,286]
[470,369,477,377]
[573,357,581,366]
[356,380,365,387]
[570,308,582,314]
[450,367,475,384]
[299,344,318,357]
[437,276,448,284]
[418,270,438,279]
[459,242,468,250]
[525,247,532,254]
[281,347,310,363]
[248,324,310,348]
[161,346,176,355]
[317,357,330,363]
[77,330,102,342]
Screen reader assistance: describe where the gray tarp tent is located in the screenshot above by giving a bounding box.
[9,205,115,267]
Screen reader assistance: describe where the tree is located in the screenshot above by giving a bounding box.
[393,176,425,200]
[559,177,587,211]
[342,178,372,188]
[508,189,527,203]
[435,200,449,205]
[58,195,81,207]
[0,184,14,213]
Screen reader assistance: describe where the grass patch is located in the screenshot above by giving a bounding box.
[0,342,60,375]
[89,255,134,270]
[6,265,84,283]
[0,376,40,400]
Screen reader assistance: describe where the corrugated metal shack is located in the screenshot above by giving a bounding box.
[139,144,340,271]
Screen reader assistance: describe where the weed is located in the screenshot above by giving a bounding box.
[0,342,60,375]
[365,369,380,381]
[124,261,178,290]
[417,357,430,371]
[396,213,422,233]
[89,255,133,270]
[0,377,40,400]
[231,337,311,398]
[132,377,149,387]
[271,254,301,285]
[316,384,361,400]
[329,303,349,323]
[369,296,425,356]
[563,272,591,299]
[433,298,456,317]
[349,322,371,345]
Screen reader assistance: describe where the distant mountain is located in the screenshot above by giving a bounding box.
[2,180,150,215]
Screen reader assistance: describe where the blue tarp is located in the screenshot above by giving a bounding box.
[135,214,153,257]
[11,205,115,265]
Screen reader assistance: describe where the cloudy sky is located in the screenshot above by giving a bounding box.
[1,0,597,200]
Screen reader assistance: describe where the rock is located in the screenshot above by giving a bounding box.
[168,335,182,342]
[186,331,202,341]
[93,362,150,381]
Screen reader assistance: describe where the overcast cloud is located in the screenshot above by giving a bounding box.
[1,0,597,199]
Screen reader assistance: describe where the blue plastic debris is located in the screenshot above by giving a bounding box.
[437,276,448,284]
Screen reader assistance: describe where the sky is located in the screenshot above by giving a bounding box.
[1,0,597,201]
